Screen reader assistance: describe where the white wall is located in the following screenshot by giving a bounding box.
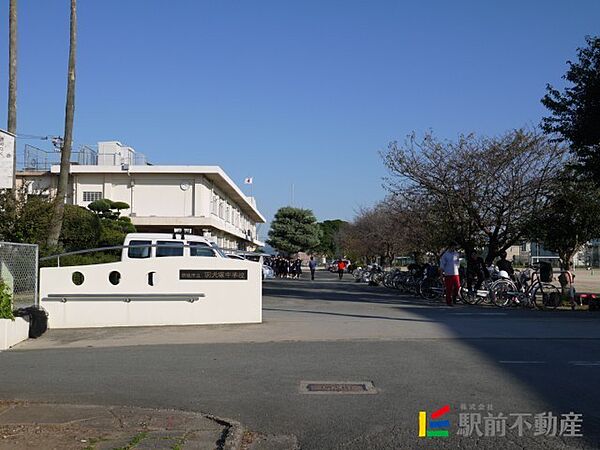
[0,318,29,350]
[40,257,262,329]
[131,175,194,217]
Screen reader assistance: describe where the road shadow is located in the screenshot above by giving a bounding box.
[267,272,600,446]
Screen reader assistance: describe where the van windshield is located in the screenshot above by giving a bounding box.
[189,242,216,257]
[128,240,151,259]
[156,241,184,257]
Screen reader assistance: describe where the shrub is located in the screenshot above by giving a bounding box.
[99,217,136,247]
[0,280,14,320]
[13,195,52,244]
[61,205,101,251]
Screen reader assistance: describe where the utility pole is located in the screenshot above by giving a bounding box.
[47,0,77,248]
[8,0,18,191]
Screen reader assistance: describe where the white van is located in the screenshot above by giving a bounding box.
[121,233,225,261]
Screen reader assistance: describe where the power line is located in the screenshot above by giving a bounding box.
[15,133,51,140]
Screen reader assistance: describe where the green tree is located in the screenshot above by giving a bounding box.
[316,219,348,257]
[14,195,53,245]
[88,198,129,219]
[98,217,135,247]
[528,175,600,270]
[61,205,101,251]
[541,36,600,182]
[87,198,113,217]
[267,207,321,255]
[87,198,135,246]
[0,193,129,256]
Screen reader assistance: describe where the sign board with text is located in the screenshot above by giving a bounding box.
[0,129,15,189]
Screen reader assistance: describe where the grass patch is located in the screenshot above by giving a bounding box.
[112,431,148,450]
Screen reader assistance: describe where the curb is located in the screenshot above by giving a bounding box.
[205,413,245,450]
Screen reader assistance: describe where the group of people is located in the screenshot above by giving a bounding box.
[269,256,304,279]
[266,256,321,280]
[439,244,516,306]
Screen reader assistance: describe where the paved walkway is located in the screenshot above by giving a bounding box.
[0,401,232,450]
[0,401,298,450]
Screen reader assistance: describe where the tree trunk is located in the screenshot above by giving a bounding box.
[47,0,77,248]
[559,251,574,271]
[484,241,499,266]
[8,0,17,191]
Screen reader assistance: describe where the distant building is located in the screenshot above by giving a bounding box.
[506,242,589,267]
[16,141,265,251]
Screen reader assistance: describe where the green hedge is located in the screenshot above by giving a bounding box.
[0,280,14,320]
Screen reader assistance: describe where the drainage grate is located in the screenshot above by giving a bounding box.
[299,381,377,395]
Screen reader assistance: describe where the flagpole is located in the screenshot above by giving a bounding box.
[244,177,253,198]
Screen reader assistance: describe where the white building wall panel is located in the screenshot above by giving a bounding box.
[39,257,262,328]
[131,175,194,217]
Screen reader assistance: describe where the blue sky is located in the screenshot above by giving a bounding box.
[1,1,599,238]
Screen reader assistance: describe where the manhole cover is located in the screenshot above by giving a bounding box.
[299,381,377,395]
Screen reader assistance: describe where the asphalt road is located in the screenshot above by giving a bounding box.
[1,271,600,449]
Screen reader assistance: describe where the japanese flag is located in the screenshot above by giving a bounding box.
[244,177,253,185]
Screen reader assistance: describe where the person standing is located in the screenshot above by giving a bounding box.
[283,258,290,278]
[440,244,461,306]
[496,251,515,279]
[292,258,302,279]
[466,251,489,295]
[308,256,317,280]
[337,260,347,280]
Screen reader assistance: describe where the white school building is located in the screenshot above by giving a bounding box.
[17,141,265,251]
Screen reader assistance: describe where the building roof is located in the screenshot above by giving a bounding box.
[50,164,266,223]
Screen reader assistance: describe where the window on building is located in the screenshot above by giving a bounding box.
[128,240,152,259]
[83,191,102,202]
[211,192,218,215]
[156,241,184,257]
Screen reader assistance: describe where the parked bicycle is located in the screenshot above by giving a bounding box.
[490,262,561,310]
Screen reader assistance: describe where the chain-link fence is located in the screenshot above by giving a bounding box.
[0,242,38,309]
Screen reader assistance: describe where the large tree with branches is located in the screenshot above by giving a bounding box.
[383,129,566,264]
[542,36,600,182]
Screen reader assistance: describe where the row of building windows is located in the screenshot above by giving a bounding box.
[83,191,102,202]
[210,190,251,233]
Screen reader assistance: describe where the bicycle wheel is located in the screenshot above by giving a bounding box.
[459,280,478,305]
[490,279,516,307]
[420,278,440,299]
[532,283,561,310]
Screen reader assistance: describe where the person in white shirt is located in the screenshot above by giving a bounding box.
[439,243,461,306]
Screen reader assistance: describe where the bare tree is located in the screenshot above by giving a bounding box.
[8,0,17,190]
[341,202,406,266]
[383,129,566,264]
[47,0,77,248]
[388,194,450,263]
